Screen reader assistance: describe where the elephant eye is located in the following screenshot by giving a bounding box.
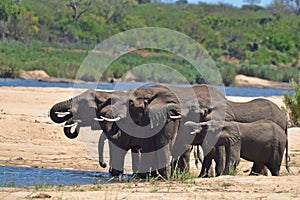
[129,100,134,107]
[207,108,212,114]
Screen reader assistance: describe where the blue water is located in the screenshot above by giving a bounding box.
[0,165,131,187]
[0,78,293,97]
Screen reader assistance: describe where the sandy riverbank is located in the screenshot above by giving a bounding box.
[0,86,299,199]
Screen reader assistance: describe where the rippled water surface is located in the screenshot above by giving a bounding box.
[0,165,130,187]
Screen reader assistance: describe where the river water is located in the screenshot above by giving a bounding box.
[0,165,131,187]
[0,78,293,97]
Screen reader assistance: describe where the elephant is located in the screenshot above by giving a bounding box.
[184,119,288,176]
[199,97,290,176]
[49,89,140,174]
[49,89,112,139]
[97,84,183,178]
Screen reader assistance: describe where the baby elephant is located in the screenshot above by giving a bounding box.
[185,119,287,176]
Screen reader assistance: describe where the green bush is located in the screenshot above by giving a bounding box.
[283,78,300,127]
[237,64,300,83]
[216,62,237,86]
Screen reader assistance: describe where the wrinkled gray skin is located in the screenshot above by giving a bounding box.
[142,85,290,177]
[96,90,161,177]
[49,89,140,175]
[207,98,289,176]
[128,84,227,177]
[100,85,183,178]
[187,97,289,177]
[50,89,112,139]
[120,84,225,178]
[185,120,287,176]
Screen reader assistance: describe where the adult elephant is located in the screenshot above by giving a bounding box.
[184,119,288,176]
[50,89,112,139]
[97,84,183,178]
[49,89,140,173]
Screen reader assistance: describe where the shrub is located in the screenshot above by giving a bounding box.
[217,62,237,86]
[283,78,300,127]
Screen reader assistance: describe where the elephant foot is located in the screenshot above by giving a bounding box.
[198,173,209,178]
[150,170,159,178]
[136,172,150,179]
[109,167,123,177]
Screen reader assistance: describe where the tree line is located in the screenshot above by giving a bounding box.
[0,0,299,84]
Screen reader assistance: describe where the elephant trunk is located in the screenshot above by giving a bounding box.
[63,119,79,139]
[50,99,73,123]
[98,133,107,168]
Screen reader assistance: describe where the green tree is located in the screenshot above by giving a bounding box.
[68,0,92,21]
[0,0,14,21]
[283,78,300,126]
[8,9,39,40]
[0,0,20,39]
[93,0,137,23]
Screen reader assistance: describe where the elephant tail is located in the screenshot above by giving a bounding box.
[285,124,291,174]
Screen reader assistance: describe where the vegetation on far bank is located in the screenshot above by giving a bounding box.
[283,78,300,126]
[0,0,300,85]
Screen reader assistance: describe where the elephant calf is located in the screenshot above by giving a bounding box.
[185,119,287,176]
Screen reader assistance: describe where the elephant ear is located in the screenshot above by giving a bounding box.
[148,104,168,128]
[220,121,241,146]
[148,103,180,128]
[95,90,113,108]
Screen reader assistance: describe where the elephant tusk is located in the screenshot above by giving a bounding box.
[190,131,197,135]
[190,130,202,135]
[100,116,121,122]
[169,115,181,119]
[64,122,78,128]
[55,111,71,117]
[94,117,104,122]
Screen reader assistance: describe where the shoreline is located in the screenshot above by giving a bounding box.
[11,69,293,90]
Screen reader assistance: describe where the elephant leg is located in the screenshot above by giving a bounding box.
[178,146,191,173]
[223,143,240,175]
[137,141,155,179]
[222,144,231,175]
[108,142,126,176]
[250,162,266,176]
[157,144,172,179]
[214,146,225,176]
[171,146,191,175]
[229,142,240,173]
[199,152,213,178]
[131,147,141,175]
[150,152,159,178]
[98,133,107,168]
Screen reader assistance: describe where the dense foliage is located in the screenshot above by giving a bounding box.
[0,0,299,85]
[283,78,300,126]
